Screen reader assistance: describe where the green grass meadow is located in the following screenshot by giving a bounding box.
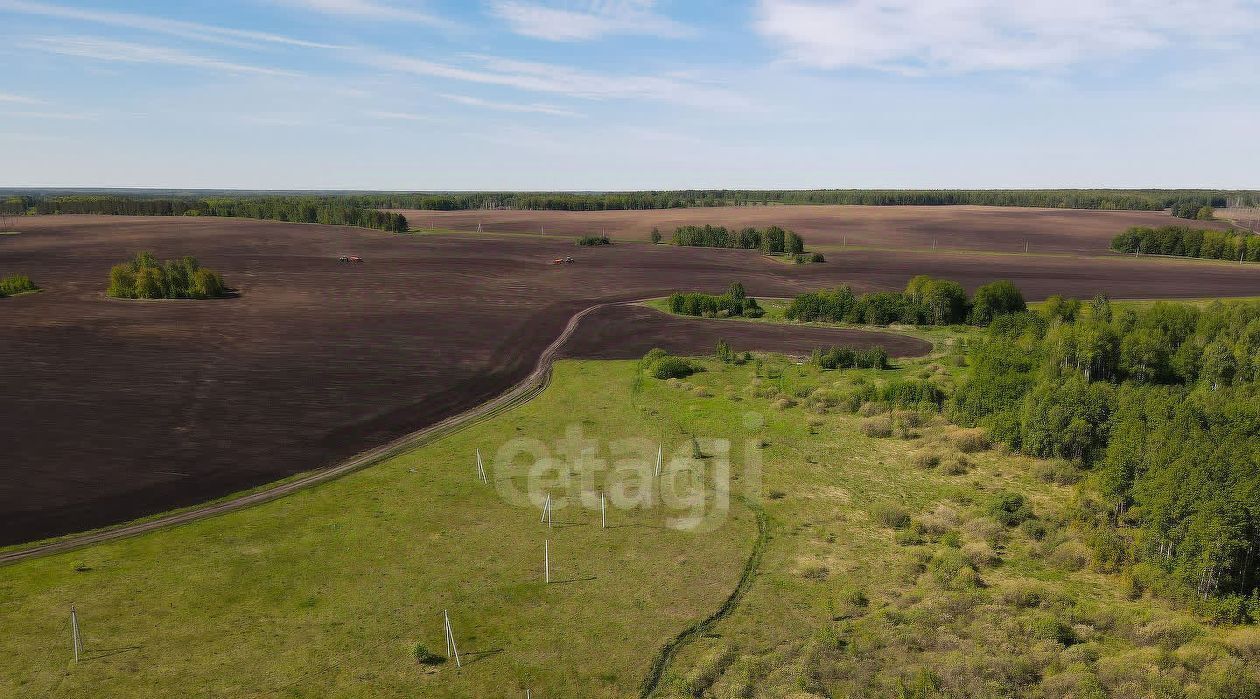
[2,334,1255,696]
[0,361,757,698]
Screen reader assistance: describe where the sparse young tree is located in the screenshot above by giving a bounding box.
[715,339,733,363]
[786,231,804,255]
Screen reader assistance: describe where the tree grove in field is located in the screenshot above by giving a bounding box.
[668,281,764,318]
[670,224,804,254]
[107,252,228,300]
[785,276,1019,327]
[1112,225,1260,262]
[810,345,890,370]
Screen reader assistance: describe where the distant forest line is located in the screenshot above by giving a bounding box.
[3,189,1258,217]
[0,195,408,233]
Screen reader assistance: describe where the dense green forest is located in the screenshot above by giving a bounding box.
[107,252,228,300]
[1171,198,1219,220]
[1112,225,1260,261]
[5,190,1255,216]
[338,189,1253,212]
[0,274,38,297]
[774,281,1260,615]
[785,276,1025,326]
[951,298,1260,617]
[671,224,804,254]
[0,195,408,233]
[668,282,764,318]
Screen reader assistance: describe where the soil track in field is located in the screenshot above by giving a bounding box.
[392,205,1232,256]
[1,214,1255,545]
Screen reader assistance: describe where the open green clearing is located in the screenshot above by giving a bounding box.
[0,360,755,698]
[2,328,1257,696]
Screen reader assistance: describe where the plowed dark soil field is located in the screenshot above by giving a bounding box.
[393,205,1232,255]
[1,214,1255,545]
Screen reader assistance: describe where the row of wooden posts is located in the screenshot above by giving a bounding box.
[68,444,668,699]
[439,446,664,689]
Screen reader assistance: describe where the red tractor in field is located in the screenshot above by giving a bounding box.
[550,256,575,265]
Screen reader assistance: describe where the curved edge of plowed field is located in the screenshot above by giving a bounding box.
[0,301,924,567]
[0,301,606,566]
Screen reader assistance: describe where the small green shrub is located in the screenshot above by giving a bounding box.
[1029,615,1077,645]
[857,400,888,417]
[987,492,1033,526]
[873,504,911,529]
[642,348,668,364]
[413,643,446,665]
[891,410,925,428]
[944,455,971,475]
[912,452,941,470]
[838,587,869,610]
[652,357,697,380]
[952,429,990,453]
[860,417,893,438]
[1033,459,1082,485]
[0,274,38,296]
[895,524,925,546]
[576,235,610,246]
[929,549,980,589]
[1020,518,1049,541]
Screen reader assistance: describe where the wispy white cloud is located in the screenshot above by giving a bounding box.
[489,0,691,41]
[275,0,454,28]
[754,0,1260,75]
[237,114,313,127]
[24,36,300,77]
[0,0,339,50]
[357,51,743,109]
[0,110,95,120]
[0,91,45,105]
[364,110,437,122]
[0,131,61,142]
[439,93,581,116]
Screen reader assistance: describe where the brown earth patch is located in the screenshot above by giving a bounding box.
[391,204,1233,256]
[1,213,1254,544]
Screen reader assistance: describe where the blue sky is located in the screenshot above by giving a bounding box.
[2,0,1258,190]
